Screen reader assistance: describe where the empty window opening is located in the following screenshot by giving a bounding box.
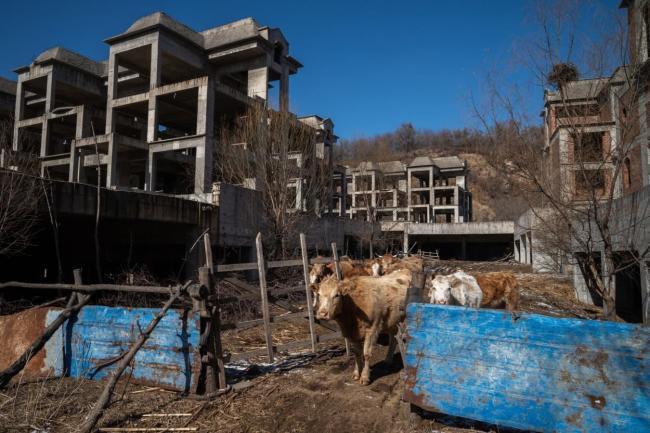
[411,190,430,205]
[153,148,196,194]
[273,43,284,64]
[114,46,152,99]
[410,171,430,188]
[16,125,42,156]
[355,175,372,191]
[43,164,69,182]
[433,209,455,223]
[114,102,148,140]
[411,207,428,223]
[434,189,455,205]
[156,88,198,140]
[378,192,395,208]
[84,164,108,188]
[573,132,604,162]
[613,252,643,323]
[47,115,77,156]
[22,76,48,119]
[117,147,147,190]
[159,52,203,86]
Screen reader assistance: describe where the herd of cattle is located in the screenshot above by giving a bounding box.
[308,254,519,385]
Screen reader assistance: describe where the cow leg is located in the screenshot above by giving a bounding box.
[350,341,363,381]
[385,330,397,365]
[360,328,379,385]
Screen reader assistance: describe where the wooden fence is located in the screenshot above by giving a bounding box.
[215,232,345,363]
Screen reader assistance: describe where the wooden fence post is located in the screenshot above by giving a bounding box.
[255,233,274,363]
[330,242,342,280]
[201,232,226,389]
[300,233,317,352]
[203,233,214,274]
[330,242,349,357]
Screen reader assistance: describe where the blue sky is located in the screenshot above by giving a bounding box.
[0,0,622,139]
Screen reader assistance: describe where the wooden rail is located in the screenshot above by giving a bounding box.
[0,281,176,294]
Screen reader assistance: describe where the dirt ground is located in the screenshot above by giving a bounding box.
[0,260,602,433]
[0,344,510,433]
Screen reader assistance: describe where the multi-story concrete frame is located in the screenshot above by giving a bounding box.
[12,13,310,198]
[343,156,472,224]
[543,74,626,203]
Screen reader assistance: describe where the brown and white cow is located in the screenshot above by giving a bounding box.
[427,270,519,311]
[313,270,411,385]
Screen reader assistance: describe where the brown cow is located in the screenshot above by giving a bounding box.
[309,258,372,285]
[372,255,423,276]
[473,272,519,311]
[313,269,411,385]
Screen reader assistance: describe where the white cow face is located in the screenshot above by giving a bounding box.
[430,275,452,305]
[312,275,343,320]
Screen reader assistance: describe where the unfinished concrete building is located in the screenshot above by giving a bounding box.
[10,13,335,199]
[333,156,511,259]
[515,0,650,323]
[339,156,472,223]
[2,13,371,283]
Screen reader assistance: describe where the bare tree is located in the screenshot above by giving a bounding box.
[0,118,42,258]
[474,0,648,320]
[216,105,330,258]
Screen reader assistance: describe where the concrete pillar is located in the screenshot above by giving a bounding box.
[453,186,459,223]
[403,230,409,254]
[351,174,356,208]
[573,264,593,304]
[371,173,376,207]
[12,81,24,151]
[195,77,215,195]
[280,65,289,112]
[248,66,268,102]
[106,134,118,188]
[147,41,161,143]
[105,52,119,135]
[145,149,156,192]
[40,73,56,157]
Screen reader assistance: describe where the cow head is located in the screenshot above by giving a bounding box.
[309,262,332,286]
[429,274,452,305]
[312,274,343,320]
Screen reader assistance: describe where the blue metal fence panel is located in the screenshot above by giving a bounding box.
[403,303,650,433]
[46,306,200,391]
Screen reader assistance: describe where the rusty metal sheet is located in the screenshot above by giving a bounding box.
[0,307,63,377]
[45,306,201,391]
[403,303,650,433]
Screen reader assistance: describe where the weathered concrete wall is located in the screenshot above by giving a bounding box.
[53,181,213,226]
[405,221,513,236]
[513,208,566,273]
[213,182,263,248]
[571,185,650,323]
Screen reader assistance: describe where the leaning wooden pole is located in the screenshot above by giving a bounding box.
[77,282,190,433]
[0,278,92,389]
[299,233,317,352]
[255,233,274,363]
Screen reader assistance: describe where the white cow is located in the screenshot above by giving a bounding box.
[428,270,483,308]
